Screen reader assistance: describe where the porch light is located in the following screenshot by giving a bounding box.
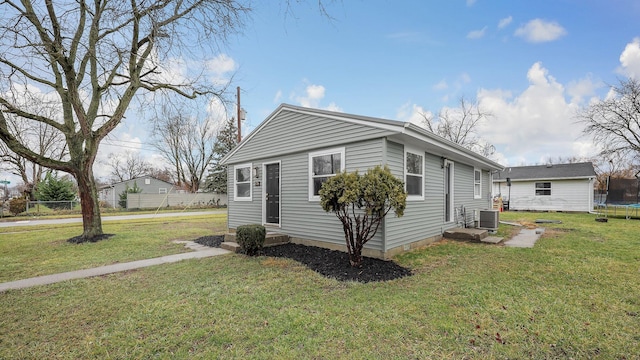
[254,166,260,179]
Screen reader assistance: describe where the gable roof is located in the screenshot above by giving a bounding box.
[493,162,596,182]
[222,103,504,171]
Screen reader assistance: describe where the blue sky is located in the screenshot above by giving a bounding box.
[100,0,640,180]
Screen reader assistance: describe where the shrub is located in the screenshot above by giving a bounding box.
[319,165,407,267]
[9,197,27,216]
[236,224,266,256]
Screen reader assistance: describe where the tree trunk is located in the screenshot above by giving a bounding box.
[74,166,103,241]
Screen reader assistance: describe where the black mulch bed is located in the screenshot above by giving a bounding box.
[193,236,412,283]
[194,235,225,248]
[67,233,115,244]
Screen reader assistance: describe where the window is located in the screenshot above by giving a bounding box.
[474,169,482,199]
[535,182,551,196]
[309,148,345,200]
[145,178,151,185]
[234,163,252,201]
[159,188,167,194]
[405,149,424,199]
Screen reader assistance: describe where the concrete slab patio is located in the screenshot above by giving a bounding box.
[0,241,230,292]
[504,228,545,248]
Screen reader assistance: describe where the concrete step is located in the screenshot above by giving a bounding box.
[221,241,241,253]
[223,232,290,249]
[481,236,504,244]
[443,227,489,242]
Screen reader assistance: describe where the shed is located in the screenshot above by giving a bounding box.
[492,162,596,212]
[98,176,175,208]
[221,104,504,259]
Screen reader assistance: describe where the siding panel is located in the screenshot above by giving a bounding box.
[229,110,394,164]
[503,179,592,211]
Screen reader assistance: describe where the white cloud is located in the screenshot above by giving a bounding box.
[467,26,487,39]
[618,37,640,79]
[475,62,595,165]
[291,83,342,111]
[273,90,282,103]
[566,75,599,104]
[433,79,448,90]
[498,16,513,29]
[466,0,476,6]
[396,103,430,127]
[205,54,236,75]
[514,19,567,43]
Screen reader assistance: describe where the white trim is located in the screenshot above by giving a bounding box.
[308,147,345,201]
[233,163,252,201]
[404,147,424,201]
[474,168,482,199]
[262,161,282,227]
[444,160,455,223]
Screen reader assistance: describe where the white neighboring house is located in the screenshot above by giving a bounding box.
[493,162,596,212]
[98,176,175,208]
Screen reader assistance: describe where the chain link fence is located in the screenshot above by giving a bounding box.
[25,200,81,215]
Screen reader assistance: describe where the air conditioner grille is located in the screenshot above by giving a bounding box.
[478,210,499,230]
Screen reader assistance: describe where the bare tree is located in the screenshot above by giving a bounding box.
[420,97,496,157]
[0,1,248,241]
[104,151,152,182]
[580,78,640,160]
[151,104,219,192]
[0,97,67,198]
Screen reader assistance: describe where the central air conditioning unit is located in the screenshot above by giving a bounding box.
[478,209,499,231]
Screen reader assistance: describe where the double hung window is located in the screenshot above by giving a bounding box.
[309,148,344,200]
[405,149,424,200]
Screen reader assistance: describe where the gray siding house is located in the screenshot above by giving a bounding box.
[98,176,175,208]
[493,162,596,212]
[221,104,503,259]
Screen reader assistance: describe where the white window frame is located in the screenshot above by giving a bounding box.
[234,163,253,201]
[145,178,151,185]
[158,188,167,194]
[404,147,424,201]
[474,168,482,199]
[308,147,345,201]
[535,182,551,196]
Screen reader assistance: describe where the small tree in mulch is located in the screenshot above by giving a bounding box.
[319,165,407,267]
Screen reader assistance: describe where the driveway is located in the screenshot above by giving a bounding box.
[0,209,226,228]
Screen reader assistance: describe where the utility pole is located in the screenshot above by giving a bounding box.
[237,86,241,143]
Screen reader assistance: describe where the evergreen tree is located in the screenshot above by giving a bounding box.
[204,118,238,193]
[35,172,77,209]
[118,181,143,209]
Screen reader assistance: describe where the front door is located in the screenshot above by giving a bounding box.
[265,163,280,224]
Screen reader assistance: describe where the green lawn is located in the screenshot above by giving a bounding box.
[1,212,639,359]
[0,212,228,282]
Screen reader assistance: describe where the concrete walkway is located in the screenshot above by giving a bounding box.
[0,241,230,292]
[504,228,545,248]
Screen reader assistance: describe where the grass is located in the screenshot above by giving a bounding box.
[0,212,227,282]
[1,212,639,358]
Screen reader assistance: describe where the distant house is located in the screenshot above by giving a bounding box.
[493,162,596,212]
[221,104,503,259]
[98,176,175,208]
